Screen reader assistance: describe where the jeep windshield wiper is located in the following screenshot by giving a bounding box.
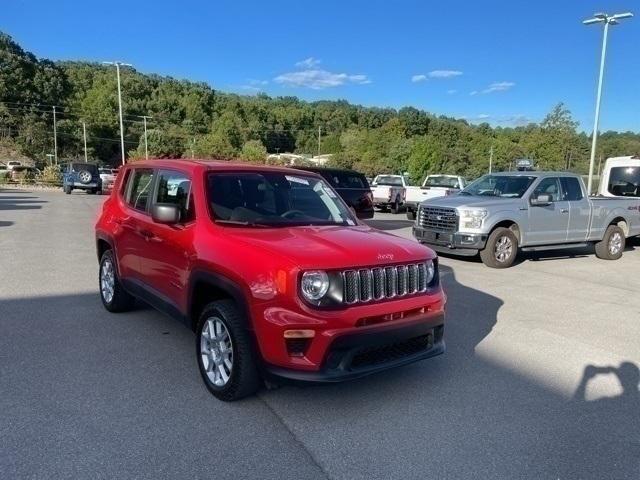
[214,219,270,228]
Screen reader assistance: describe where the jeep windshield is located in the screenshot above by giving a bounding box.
[207,172,356,227]
[460,174,536,198]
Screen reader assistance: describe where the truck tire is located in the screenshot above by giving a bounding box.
[480,227,518,268]
[64,184,72,194]
[406,209,416,221]
[99,249,135,312]
[595,225,625,260]
[196,300,260,401]
[391,197,401,214]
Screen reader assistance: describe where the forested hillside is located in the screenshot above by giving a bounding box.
[2,32,639,180]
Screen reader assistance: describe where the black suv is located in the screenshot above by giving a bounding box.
[295,167,374,219]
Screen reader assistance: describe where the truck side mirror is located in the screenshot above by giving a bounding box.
[530,193,552,206]
[151,203,181,224]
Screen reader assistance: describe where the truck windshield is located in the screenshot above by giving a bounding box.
[207,172,356,227]
[608,167,640,197]
[375,176,403,186]
[461,174,536,198]
[423,176,460,188]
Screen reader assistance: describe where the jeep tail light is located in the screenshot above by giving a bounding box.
[365,192,373,205]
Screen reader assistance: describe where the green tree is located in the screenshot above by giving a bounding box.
[240,139,267,163]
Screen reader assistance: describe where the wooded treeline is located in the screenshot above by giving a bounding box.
[2,32,640,181]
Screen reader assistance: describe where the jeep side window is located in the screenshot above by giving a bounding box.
[532,177,561,202]
[155,170,194,222]
[126,169,155,212]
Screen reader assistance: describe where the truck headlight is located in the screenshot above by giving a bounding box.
[459,209,488,229]
[300,270,329,301]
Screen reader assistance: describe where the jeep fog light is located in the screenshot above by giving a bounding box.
[301,270,329,301]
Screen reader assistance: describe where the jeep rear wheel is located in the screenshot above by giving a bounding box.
[99,250,135,312]
[390,197,401,214]
[64,184,72,194]
[196,300,260,401]
[595,225,625,260]
[480,227,518,268]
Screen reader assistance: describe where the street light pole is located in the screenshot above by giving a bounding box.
[102,61,132,165]
[583,12,633,195]
[82,121,88,163]
[52,106,58,164]
[141,115,152,160]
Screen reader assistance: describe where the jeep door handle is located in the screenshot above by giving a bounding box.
[139,230,161,242]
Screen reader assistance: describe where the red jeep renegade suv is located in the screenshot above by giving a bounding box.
[95,160,445,401]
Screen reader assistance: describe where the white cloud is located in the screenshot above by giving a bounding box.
[477,113,491,119]
[411,74,427,83]
[469,90,478,96]
[482,81,515,94]
[247,79,268,86]
[275,69,370,89]
[447,89,457,94]
[428,70,463,78]
[295,57,321,68]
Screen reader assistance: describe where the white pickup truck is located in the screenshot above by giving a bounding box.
[371,175,407,213]
[405,175,466,220]
[598,156,640,198]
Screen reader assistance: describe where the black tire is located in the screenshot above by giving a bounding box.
[390,197,401,214]
[99,249,135,312]
[595,225,625,260]
[406,209,416,221]
[480,227,519,268]
[196,300,260,401]
[64,184,72,194]
[88,188,97,195]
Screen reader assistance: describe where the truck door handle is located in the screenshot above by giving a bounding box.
[561,208,569,214]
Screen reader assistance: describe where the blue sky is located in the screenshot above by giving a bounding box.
[3,0,639,131]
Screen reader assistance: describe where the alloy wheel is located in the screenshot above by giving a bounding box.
[494,235,513,263]
[200,317,234,387]
[100,257,115,304]
[609,232,623,255]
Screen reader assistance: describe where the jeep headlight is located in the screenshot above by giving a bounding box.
[459,209,488,229]
[300,270,330,302]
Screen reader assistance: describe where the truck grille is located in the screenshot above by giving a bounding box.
[342,262,433,304]
[418,207,457,232]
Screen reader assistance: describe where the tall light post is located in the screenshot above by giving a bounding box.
[140,115,152,160]
[52,106,58,164]
[583,12,633,195]
[102,61,132,165]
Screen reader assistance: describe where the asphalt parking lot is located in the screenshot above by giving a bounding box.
[1,188,639,479]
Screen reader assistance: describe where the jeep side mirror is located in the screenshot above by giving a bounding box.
[151,204,181,224]
[530,193,552,206]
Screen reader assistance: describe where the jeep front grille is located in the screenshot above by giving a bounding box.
[418,207,458,232]
[342,262,432,304]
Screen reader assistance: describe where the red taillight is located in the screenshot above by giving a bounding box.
[365,192,373,205]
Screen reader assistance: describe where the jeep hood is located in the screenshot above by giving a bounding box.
[222,225,433,270]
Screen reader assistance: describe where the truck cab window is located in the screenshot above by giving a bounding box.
[532,177,561,202]
[560,177,584,201]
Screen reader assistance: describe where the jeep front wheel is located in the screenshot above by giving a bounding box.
[196,300,260,401]
[480,227,518,268]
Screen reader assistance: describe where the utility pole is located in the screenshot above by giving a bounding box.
[317,126,321,157]
[583,11,633,195]
[489,146,494,173]
[46,154,54,166]
[102,61,132,165]
[82,121,88,162]
[141,115,152,160]
[52,106,58,164]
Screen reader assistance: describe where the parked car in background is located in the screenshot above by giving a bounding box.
[371,174,407,213]
[6,161,22,171]
[295,167,374,219]
[10,165,38,181]
[62,162,101,194]
[598,156,640,198]
[413,171,640,268]
[99,168,118,193]
[96,160,445,401]
[405,175,467,220]
[0,164,8,178]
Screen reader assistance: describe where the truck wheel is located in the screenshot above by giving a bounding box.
[64,184,71,194]
[480,227,518,268]
[391,197,401,214]
[595,225,625,260]
[99,249,135,312]
[406,210,416,221]
[196,300,260,401]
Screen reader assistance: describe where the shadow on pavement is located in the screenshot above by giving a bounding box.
[0,189,47,211]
